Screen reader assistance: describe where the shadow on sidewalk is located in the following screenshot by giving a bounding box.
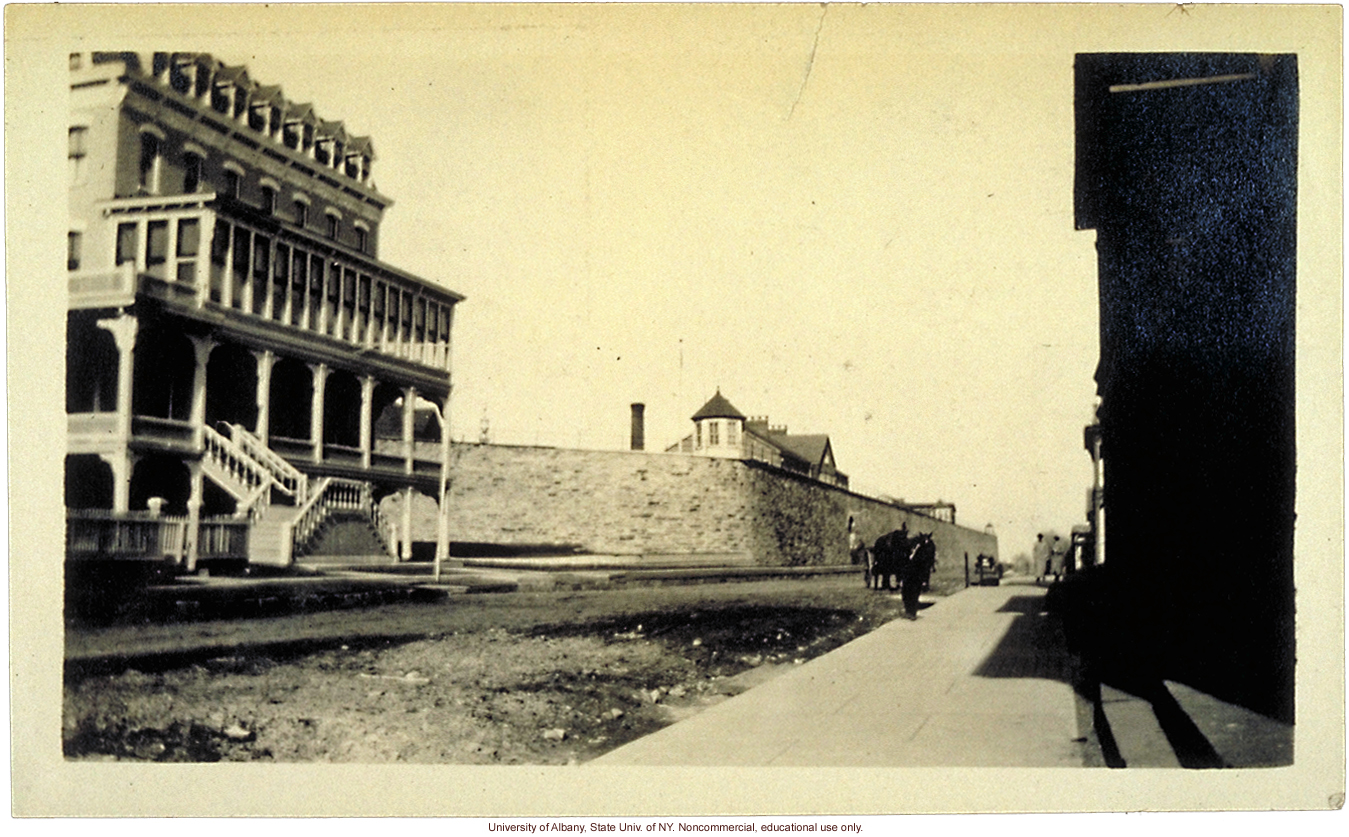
[1044,569,1292,768]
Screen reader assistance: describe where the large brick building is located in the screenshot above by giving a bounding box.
[65,52,461,573]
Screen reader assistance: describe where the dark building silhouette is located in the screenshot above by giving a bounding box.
[1074,54,1297,723]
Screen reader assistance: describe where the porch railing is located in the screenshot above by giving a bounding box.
[66,510,247,563]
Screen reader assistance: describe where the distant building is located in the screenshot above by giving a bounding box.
[65,51,461,573]
[666,391,848,488]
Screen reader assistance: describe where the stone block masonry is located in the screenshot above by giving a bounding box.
[389,443,997,571]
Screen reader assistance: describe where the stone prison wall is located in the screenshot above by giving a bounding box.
[382,443,998,575]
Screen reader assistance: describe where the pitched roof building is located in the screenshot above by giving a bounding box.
[667,391,848,488]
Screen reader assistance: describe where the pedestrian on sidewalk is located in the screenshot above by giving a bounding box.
[901,534,936,619]
[1033,532,1050,583]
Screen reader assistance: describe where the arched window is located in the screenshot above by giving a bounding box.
[137,130,161,194]
[222,163,243,199]
[182,152,202,194]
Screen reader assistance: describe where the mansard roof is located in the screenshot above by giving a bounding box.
[692,390,746,421]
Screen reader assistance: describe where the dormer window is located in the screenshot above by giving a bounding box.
[282,120,301,150]
[211,82,231,114]
[248,102,268,133]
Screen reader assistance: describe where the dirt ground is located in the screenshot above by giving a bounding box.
[64,575,956,764]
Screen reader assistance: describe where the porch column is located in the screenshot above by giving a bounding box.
[253,349,275,444]
[187,336,215,448]
[309,362,329,463]
[359,375,375,469]
[434,388,454,577]
[185,459,203,573]
[401,485,414,561]
[402,386,417,474]
[98,450,138,514]
[95,314,138,442]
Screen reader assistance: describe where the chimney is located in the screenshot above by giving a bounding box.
[630,403,645,451]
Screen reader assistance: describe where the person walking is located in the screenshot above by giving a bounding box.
[901,535,936,619]
[1033,533,1050,583]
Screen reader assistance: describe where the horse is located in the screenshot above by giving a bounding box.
[868,527,910,591]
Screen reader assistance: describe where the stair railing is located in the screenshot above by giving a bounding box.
[218,422,306,503]
[201,423,275,521]
[286,478,400,560]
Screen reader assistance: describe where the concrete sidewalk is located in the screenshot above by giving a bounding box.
[593,581,1091,766]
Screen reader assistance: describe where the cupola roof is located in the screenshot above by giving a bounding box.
[692,390,746,421]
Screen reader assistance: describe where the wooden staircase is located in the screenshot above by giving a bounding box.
[200,424,395,568]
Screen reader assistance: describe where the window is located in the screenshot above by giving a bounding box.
[115,223,138,266]
[176,218,200,283]
[252,235,270,315]
[69,53,82,70]
[67,231,82,271]
[231,228,250,309]
[727,421,738,447]
[146,220,169,276]
[290,249,308,326]
[209,220,230,302]
[260,186,276,215]
[68,126,88,184]
[282,121,301,150]
[709,421,719,446]
[326,213,339,240]
[354,226,367,253]
[371,282,386,336]
[223,167,240,199]
[211,83,231,114]
[695,423,701,448]
[272,244,290,319]
[182,153,202,194]
[138,132,160,194]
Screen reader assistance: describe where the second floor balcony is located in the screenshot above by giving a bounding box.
[70,194,461,373]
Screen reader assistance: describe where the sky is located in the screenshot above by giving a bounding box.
[28,3,1335,562]
[177,4,1110,560]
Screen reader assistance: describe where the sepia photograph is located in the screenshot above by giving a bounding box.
[6,1,1344,818]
